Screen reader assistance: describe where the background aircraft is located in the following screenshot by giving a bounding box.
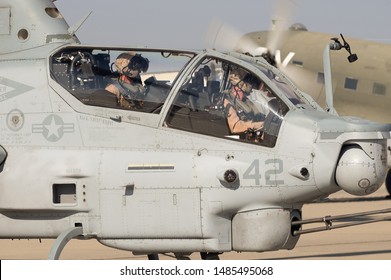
[237,26,391,123]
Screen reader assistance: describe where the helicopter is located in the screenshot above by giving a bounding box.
[0,0,391,260]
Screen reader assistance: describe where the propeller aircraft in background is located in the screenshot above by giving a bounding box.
[238,24,391,123]
[0,0,391,260]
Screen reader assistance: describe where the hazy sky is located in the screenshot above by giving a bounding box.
[55,0,390,49]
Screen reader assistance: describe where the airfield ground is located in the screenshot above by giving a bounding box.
[1,185,390,260]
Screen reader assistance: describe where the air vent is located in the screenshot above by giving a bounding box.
[53,183,76,204]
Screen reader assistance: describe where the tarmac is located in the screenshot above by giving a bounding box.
[1,185,390,260]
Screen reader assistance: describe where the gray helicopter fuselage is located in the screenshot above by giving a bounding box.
[0,0,390,256]
[0,42,389,254]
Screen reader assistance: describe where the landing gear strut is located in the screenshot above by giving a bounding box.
[147,254,159,260]
[48,227,83,260]
[147,252,221,260]
[200,252,220,260]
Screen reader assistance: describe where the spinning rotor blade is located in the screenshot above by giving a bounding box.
[205,19,263,53]
[237,0,298,68]
[266,0,297,54]
[206,1,298,68]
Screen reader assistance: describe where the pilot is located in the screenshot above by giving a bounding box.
[224,69,263,134]
[105,52,149,108]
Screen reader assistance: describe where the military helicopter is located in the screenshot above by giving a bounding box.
[1,0,391,260]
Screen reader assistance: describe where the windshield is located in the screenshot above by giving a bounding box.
[165,55,289,148]
[255,65,307,106]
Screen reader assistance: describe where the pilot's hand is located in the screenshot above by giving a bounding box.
[244,127,263,142]
[252,121,264,130]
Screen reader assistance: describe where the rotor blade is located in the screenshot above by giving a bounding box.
[204,19,240,51]
[205,18,262,53]
[266,0,297,54]
[237,40,268,56]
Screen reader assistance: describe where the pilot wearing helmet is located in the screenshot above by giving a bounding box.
[105,52,149,108]
[224,68,264,134]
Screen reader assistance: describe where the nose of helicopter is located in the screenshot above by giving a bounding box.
[335,142,387,196]
[317,117,391,196]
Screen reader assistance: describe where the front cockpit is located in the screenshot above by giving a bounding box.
[165,55,292,147]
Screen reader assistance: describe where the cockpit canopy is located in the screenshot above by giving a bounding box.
[50,47,312,148]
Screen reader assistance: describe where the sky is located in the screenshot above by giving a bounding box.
[55,0,391,49]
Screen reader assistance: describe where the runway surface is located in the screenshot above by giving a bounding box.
[1,186,391,260]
